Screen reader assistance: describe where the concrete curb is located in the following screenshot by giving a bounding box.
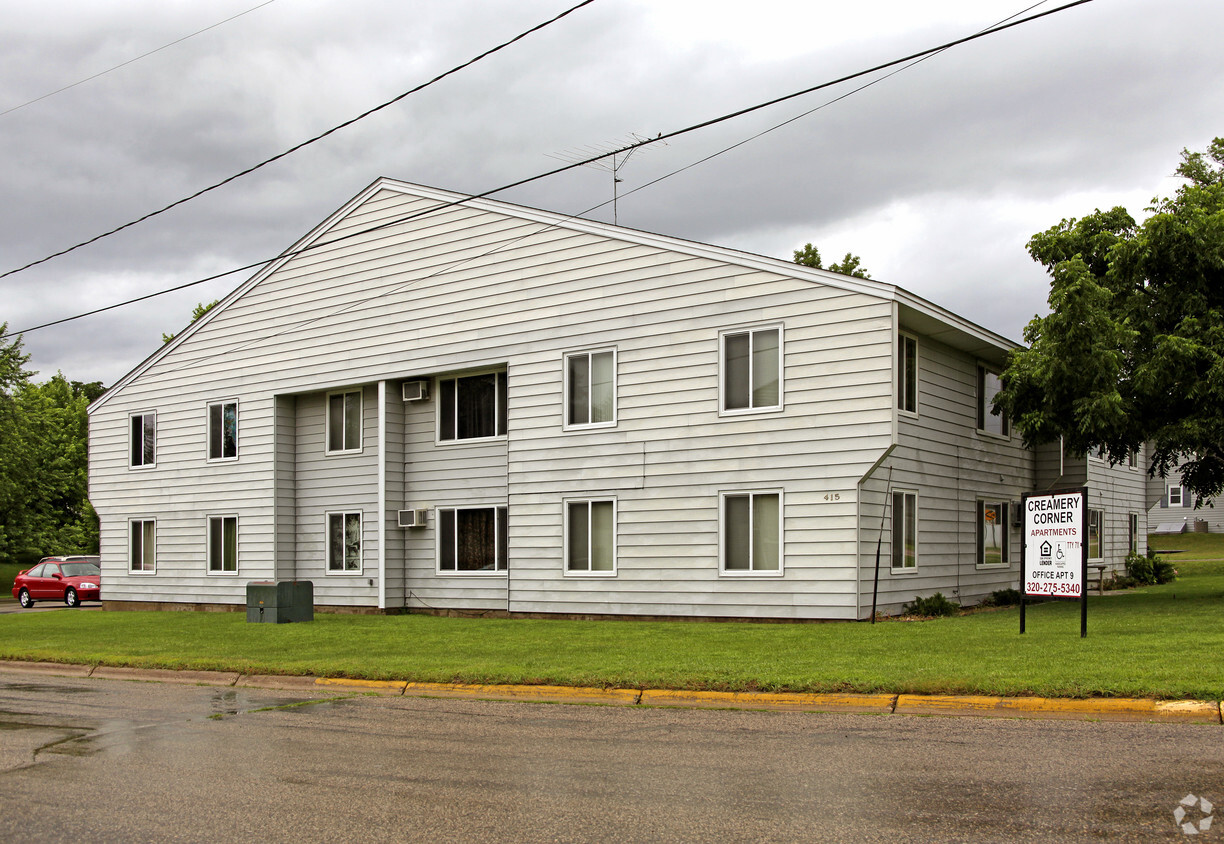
[1,660,1219,723]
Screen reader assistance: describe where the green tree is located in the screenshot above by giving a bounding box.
[0,327,34,563]
[792,243,872,279]
[995,138,1224,499]
[163,299,220,344]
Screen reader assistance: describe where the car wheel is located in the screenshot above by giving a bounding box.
[18,589,34,608]
[65,588,79,608]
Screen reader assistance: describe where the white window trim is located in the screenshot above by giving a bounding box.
[324,510,364,575]
[718,489,784,577]
[129,410,157,470]
[562,348,618,432]
[563,497,618,577]
[975,499,1011,569]
[890,489,919,574]
[718,324,785,417]
[435,369,509,446]
[206,514,240,576]
[206,398,240,463]
[435,504,509,576]
[975,365,1010,440]
[325,389,364,455]
[1168,485,1184,507]
[129,518,156,575]
[898,332,919,418]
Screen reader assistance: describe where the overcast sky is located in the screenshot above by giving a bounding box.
[2,0,1221,386]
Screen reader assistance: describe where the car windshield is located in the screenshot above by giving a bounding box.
[61,563,100,576]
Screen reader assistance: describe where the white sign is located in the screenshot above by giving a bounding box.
[1023,491,1085,597]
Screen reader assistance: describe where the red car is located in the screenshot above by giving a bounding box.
[13,557,101,608]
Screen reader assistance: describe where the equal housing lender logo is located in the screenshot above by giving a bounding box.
[1176,794,1214,835]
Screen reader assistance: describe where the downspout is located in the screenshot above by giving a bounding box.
[378,380,387,610]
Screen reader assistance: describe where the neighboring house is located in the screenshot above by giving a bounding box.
[1037,444,1148,561]
[86,179,1148,620]
[1147,474,1224,533]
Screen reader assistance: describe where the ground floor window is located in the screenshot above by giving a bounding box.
[208,515,238,573]
[1128,513,1139,554]
[1089,509,1104,560]
[721,491,781,573]
[327,512,362,572]
[566,499,615,574]
[130,519,156,573]
[891,491,917,570]
[438,506,508,573]
[976,500,1010,567]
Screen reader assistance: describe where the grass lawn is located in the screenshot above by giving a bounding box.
[2,537,1222,701]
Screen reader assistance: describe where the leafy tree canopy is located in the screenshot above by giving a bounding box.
[793,243,872,279]
[163,299,220,344]
[995,138,1224,499]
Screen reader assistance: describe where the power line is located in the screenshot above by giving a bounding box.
[7,0,1094,338]
[1,1,279,119]
[0,0,598,282]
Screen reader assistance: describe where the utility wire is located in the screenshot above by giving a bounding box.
[1,1,279,119]
[7,0,1093,337]
[0,0,598,282]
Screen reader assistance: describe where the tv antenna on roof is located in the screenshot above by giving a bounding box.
[548,132,664,226]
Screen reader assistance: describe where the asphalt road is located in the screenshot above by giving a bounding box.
[1,668,1220,842]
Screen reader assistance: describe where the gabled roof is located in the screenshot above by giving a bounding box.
[91,177,1020,412]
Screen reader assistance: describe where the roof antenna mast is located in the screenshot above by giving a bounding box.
[548,133,663,226]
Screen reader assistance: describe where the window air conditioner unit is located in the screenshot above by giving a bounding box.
[398,509,428,529]
[402,380,429,402]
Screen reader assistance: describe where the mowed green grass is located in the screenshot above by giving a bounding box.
[2,539,1222,700]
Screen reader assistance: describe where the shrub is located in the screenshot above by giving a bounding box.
[903,592,961,617]
[980,588,1022,607]
[1125,549,1177,585]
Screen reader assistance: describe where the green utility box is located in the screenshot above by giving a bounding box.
[246,580,314,623]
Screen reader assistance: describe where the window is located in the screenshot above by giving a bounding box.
[207,400,238,461]
[208,516,238,573]
[130,412,156,468]
[1128,449,1138,469]
[898,334,917,414]
[130,519,156,573]
[1128,513,1139,554]
[1169,485,1184,507]
[439,371,508,441]
[326,390,362,453]
[326,512,362,572]
[1088,509,1103,560]
[565,350,616,429]
[438,506,508,573]
[721,326,781,413]
[977,367,1009,437]
[566,499,616,574]
[976,500,1010,567]
[721,491,781,574]
[891,491,917,570]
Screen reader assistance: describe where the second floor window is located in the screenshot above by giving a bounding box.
[130,411,156,468]
[327,390,362,453]
[565,350,616,429]
[977,366,1009,437]
[898,334,917,414]
[208,400,238,461]
[722,326,781,413]
[439,371,508,441]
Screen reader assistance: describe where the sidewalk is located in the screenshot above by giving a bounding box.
[2,659,1220,724]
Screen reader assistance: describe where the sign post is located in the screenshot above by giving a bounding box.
[1020,487,1089,638]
